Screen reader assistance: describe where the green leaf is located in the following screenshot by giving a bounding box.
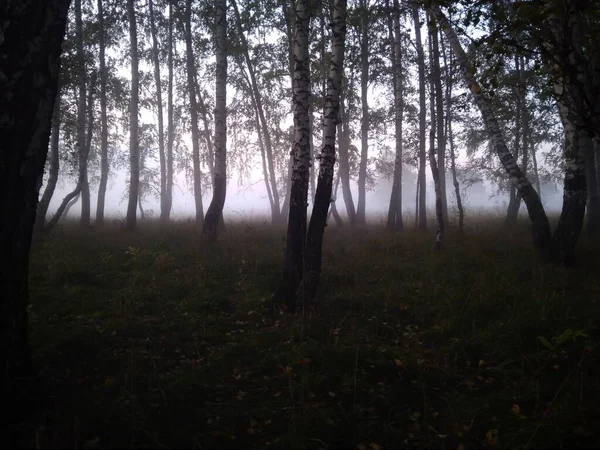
[554,328,574,346]
[538,336,554,351]
[573,330,589,341]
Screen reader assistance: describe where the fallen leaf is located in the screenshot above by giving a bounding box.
[410,411,421,421]
[511,403,527,419]
[485,429,499,445]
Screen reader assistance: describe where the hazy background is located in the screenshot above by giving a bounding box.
[45,163,564,223]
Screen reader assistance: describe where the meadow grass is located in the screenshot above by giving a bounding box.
[23,216,600,449]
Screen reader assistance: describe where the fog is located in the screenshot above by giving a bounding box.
[45,165,565,223]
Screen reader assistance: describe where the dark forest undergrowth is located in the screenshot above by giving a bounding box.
[20,217,600,449]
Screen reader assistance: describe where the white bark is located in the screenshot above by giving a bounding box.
[202,0,228,241]
[125,0,140,230]
[282,0,311,309]
[429,3,552,256]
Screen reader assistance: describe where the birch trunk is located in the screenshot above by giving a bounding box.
[281,152,293,221]
[256,106,275,211]
[313,10,328,205]
[44,73,96,232]
[195,80,215,181]
[194,74,224,233]
[532,140,542,203]
[328,172,344,227]
[247,67,275,215]
[64,192,81,219]
[305,0,346,305]
[36,94,61,231]
[413,7,427,230]
[309,106,316,204]
[504,55,524,229]
[75,0,90,228]
[96,0,109,226]
[138,194,145,220]
[387,0,404,231]
[428,13,448,224]
[44,167,81,231]
[541,0,599,139]
[414,170,420,229]
[149,0,167,224]
[80,72,96,227]
[282,0,311,310]
[428,25,444,249]
[0,0,70,417]
[163,1,174,222]
[337,94,356,225]
[203,0,228,242]
[429,3,552,258]
[356,0,369,225]
[441,31,464,232]
[521,62,530,180]
[554,96,587,264]
[520,60,530,203]
[184,0,203,224]
[125,0,140,231]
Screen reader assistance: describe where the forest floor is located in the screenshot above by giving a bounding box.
[21,217,600,449]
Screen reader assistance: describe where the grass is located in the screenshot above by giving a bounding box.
[21,217,600,449]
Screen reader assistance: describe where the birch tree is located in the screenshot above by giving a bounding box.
[203,0,228,241]
[429,3,587,263]
[386,0,404,231]
[184,0,204,224]
[356,0,370,225]
[502,56,530,230]
[125,0,140,231]
[96,0,109,225]
[428,14,444,248]
[36,95,61,231]
[43,72,96,233]
[428,12,448,225]
[553,90,587,263]
[304,0,347,304]
[441,34,464,232]
[164,0,174,221]
[429,4,551,253]
[337,93,356,225]
[413,6,427,230]
[281,0,311,310]
[148,0,168,223]
[73,0,91,228]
